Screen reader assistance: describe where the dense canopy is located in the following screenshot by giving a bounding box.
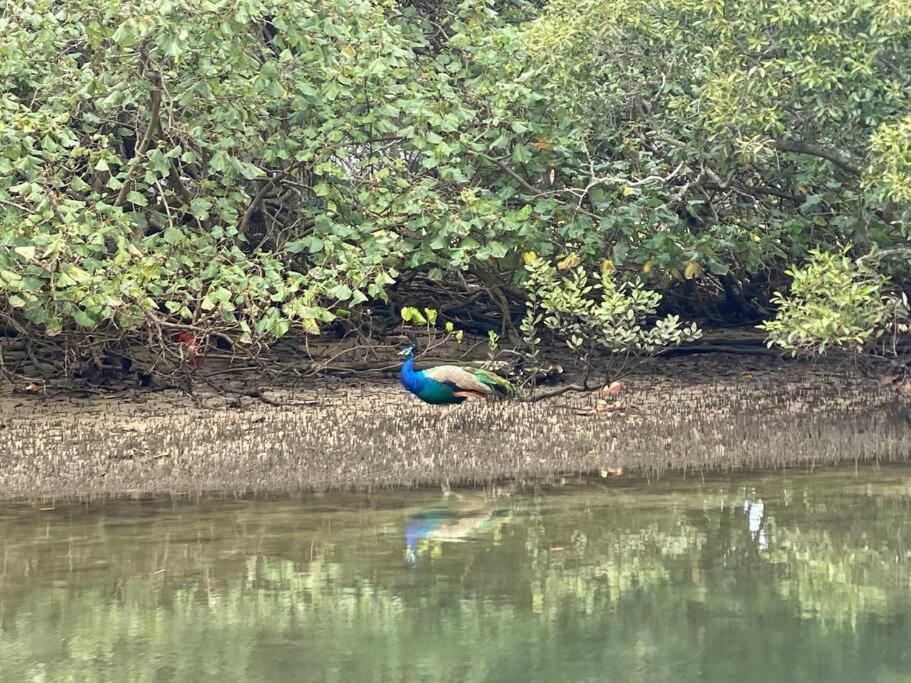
[1,0,909,377]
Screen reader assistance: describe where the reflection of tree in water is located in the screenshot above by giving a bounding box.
[761,485,911,631]
[767,527,893,630]
[2,475,911,680]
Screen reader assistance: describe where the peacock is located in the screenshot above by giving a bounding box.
[399,343,516,404]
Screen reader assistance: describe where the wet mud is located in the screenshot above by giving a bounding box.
[0,353,909,498]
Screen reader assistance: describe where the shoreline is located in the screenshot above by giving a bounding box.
[1,352,909,499]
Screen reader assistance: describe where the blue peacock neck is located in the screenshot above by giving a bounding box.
[400,351,423,393]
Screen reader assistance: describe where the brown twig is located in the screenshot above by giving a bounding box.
[117,83,162,209]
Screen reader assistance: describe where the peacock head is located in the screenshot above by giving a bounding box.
[398,343,416,358]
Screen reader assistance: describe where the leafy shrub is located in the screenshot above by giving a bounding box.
[1,0,421,358]
[760,249,908,356]
[519,0,911,298]
[521,253,702,382]
[865,116,911,234]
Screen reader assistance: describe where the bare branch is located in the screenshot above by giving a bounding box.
[116,83,162,209]
[772,139,862,174]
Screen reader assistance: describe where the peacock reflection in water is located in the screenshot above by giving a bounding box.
[404,502,518,564]
[401,488,771,565]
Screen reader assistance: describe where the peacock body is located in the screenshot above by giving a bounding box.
[399,345,516,404]
[405,506,515,564]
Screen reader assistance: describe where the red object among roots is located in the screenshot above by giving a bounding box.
[176,332,204,369]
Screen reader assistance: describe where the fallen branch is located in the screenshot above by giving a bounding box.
[520,377,608,402]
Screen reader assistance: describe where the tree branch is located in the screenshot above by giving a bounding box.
[116,83,162,209]
[237,177,276,235]
[771,139,862,174]
[471,151,544,196]
[519,377,607,402]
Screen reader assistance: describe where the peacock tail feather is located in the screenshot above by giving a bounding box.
[462,367,517,397]
[423,365,516,398]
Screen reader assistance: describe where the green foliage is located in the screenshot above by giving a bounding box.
[866,115,911,232]
[1,0,421,351]
[400,307,431,326]
[0,0,581,361]
[522,254,701,375]
[1,0,909,371]
[486,329,500,361]
[518,0,911,286]
[760,249,908,355]
[400,305,463,348]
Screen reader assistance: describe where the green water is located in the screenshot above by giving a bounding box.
[2,468,911,682]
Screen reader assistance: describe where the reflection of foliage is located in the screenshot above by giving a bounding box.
[767,528,896,631]
[525,523,707,618]
[2,476,911,680]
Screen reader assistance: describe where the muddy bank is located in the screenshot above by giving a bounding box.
[0,352,909,498]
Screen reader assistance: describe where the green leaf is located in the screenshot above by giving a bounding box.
[707,259,729,275]
[612,242,629,265]
[301,317,320,335]
[188,198,211,220]
[209,151,230,173]
[487,241,508,259]
[271,318,291,338]
[126,191,148,207]
[284,239,306,254]
[111,21,138,46]
[71,176,91,192]
[72,310,96,328]
[163,228,184,244]
[238,162,264,180]
[329,284,352,300]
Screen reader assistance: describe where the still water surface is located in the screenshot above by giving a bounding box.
[2,467,911,682]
